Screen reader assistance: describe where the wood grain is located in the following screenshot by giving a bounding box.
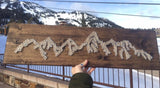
[3,23,160,69]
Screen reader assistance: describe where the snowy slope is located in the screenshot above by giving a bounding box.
[0,35,7,54]
[0,35,7,62]
[0,0,122,28]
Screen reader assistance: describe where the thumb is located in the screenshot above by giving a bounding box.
[79,60,88,67]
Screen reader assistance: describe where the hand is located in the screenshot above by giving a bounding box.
[71,60,95,75]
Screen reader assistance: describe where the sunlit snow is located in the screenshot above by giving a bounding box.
[39,17,57,25]
[20,1,36,15]
[1,2,8,9]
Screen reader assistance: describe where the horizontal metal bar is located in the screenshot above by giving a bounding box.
[7,64,27,70]
[93,81,125,88]
[6,64,125,88]
[7,64,71,78]
[30,68,71,78]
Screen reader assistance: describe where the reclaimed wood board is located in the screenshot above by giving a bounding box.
[3,23,160,69]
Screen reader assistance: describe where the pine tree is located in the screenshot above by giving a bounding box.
[81,13,87,27]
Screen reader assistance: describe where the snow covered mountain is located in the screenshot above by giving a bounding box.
[0,0,122,28]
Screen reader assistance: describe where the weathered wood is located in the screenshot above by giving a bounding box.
[155,29,160,38]
[3,23,160,69]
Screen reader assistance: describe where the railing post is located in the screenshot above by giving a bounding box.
[63,66,65,81]
[129,68,133,88]
[27,64,30,73]
[4,28,6,35]
[4,64,6,68]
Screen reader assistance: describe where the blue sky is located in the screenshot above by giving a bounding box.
[20,0,160,28]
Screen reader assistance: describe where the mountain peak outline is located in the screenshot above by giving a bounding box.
[0,0,123,28]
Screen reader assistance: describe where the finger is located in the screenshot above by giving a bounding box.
[84,67,89,72]
[79,59,88,67]
[88,68,96,75]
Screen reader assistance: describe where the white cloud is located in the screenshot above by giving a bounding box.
[98,0,160,29]
[70,3,91,11]
[70,3,98,16]
[33,1,57,9]
[139,0,160,2]
[24,0,160,29]
[108,15,160,28]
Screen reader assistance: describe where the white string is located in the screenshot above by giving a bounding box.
[14,31,152,60]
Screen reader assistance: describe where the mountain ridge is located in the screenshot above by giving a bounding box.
[0,0,123,28]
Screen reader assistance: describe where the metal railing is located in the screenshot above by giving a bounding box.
[0,26,8,35]
[0,54,4,64]
[0,53,160,88]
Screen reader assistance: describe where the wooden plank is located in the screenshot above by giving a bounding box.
[3,23,160,69]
